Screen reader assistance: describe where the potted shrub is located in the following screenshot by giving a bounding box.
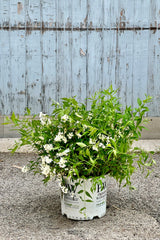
[5,86,155,220]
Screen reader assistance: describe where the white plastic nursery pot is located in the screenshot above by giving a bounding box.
[60,176,107,220]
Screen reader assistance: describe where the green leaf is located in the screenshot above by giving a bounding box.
[129,186,136,190]
[80,196,84,202]
[73,168,79,177]
[152,159,156,165]
[90,157,95,165]
[144,163,152,167]
[86,148,90,157]
[11,112,16,122]
[85,191,92,199]
[25,108,31,115]
[78,190,84,194]
[80,207,86,212]
[137,98,142,106]
[76,142,86,148]
[85,199,93,202]
[75,113,83,118]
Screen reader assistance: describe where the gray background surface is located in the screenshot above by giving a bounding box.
[0,152,159,240]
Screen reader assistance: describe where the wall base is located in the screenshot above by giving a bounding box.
[0,116,160,139]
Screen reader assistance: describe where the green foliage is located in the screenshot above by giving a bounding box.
[6,85,155,190]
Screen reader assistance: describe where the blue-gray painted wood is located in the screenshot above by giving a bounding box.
[0,0,160,118]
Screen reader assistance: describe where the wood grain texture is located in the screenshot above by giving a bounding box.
[0,0,160,118]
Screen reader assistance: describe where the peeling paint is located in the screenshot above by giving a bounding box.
[119,9,126,30]
[18,91,25,95]
[84,15,88,28]
[80,48,86,56]
[17,2,23,15]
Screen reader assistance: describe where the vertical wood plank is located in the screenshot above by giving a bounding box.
[41,31,57,113]
[149,0,160,28]
[56,31,72,101]
[9,30,26,114]
[24,1,41,114]
[132,31,149,109]
[25,0,41,25]
[88,0,103,28]
[0,30,11,115]
[71,31,87,103]
[72,0,87,28]
[147,30,160,116]
[41,0,57,28]
[25,31,42,114]
[104,0,119,29]
[103,30,117,90]
[0,0,10,27]
[56,0,65,28]
[124,31,134,107]
[87,31,103,107]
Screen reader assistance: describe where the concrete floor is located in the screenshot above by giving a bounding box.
[0,139,159,240]
[0,152,159,239]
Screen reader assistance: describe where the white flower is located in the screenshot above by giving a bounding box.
[75,131,82,138]
[106,136,110,144]
[47,118,51,125]
[56,148,70,157]
[99,143,105,149]
[56,152,62,157]
[22,166,29,173]
[39,112,46,119]
[98,134,108,142]
[39,112,47,125]
[59,157,67,168]
[55,132,67,143]
[59,163,66,168]
[54,132,62,142]
[39,112,51,126]
[92,145,98,151]
[41,164,51,176]
[41,156,52,164]
[128,133,133,137]
[45,156,53,164]
[61,186,68,194]
[64,128,67,134]
[63,148,70,154]
[61,114,69,122]
[67,132,74,139]
[88,113,93,120]
[39,136,44,140]
[62,136,67,143]
[89,138,96,145]
[83,124,88,130]
[44,144,53,153]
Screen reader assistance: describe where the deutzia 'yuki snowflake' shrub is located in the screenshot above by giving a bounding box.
[5,86,155,190]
